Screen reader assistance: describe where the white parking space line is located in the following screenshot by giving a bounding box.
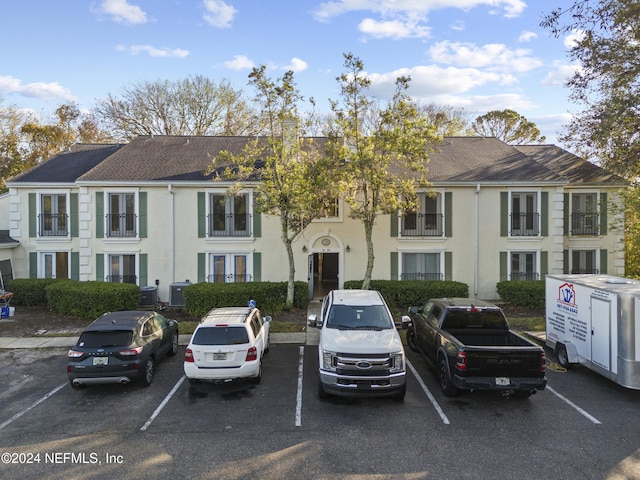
[140,375,185,431]
[406,359,451,425]
[546,385,602,425]
[0,382,67,431]
[295,346,304,427]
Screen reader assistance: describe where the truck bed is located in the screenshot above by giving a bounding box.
[445,329,534,348]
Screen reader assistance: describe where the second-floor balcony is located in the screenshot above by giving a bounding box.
[401,213,443,237]
[107,213,137,238]
[571,213,599,235]
[39,213,68,237]
[400,272,444,281]
[510,213,540,236]
[208,213,252,237]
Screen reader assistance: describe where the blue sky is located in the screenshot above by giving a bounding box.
[0,0,578,144]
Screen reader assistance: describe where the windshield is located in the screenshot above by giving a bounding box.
[192,326,250,345]
[77,331,133,348]
[326,304,393,330]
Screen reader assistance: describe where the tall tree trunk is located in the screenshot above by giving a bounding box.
[361,220,375,290]
[282,217,296,308]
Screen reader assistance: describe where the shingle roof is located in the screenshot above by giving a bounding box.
[8,144,123,183]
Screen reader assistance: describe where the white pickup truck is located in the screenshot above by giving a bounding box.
[307,289,406,400]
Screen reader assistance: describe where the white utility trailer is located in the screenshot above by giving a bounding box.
[546,274,640,389]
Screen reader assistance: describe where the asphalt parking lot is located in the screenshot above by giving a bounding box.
[1,343,640,480]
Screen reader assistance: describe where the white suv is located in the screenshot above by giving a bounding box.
[184,305,271,384]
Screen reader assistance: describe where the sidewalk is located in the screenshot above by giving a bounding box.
[0,301,324,350]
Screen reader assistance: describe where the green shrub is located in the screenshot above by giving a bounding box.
[46,280,141,319]
[496,280,545,309]
[4,278,60,306]
[343,280,469,312]
[184,281,308,318]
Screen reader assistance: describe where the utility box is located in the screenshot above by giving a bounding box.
[546,274,640,389]
[140,286,158,307]
[169,282,191,307]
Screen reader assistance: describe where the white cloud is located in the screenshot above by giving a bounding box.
[541,62,580,86]
[97,0,147,25]
[518,31,537,42]
[434,92,537,112]
[449,19,465,31]
[116,45,189,58]
[224,55,254,70]
[284,58,309,72]
[429,41,542,73]
[203,0,237,28]
[564,29,585,49]
[358,17,430,39]
[0,75,76,101]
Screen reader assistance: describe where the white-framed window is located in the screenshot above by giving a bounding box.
[107,192,137,238]
[571,192,599,235]
[400,251,444,281]
[510,251,539,280]
[510,191,539,237]
[401,193,443,237]
[107,253,137,284]
[40,251,69,279]
[208,252,253,283]
[208,191,251,237]
[315,197,342,222]
[571,249,598,274]
[38,191,69,237]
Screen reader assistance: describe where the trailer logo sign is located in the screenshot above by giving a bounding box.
[557,282,578,314]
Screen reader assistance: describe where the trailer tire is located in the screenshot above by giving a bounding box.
[556,344,571,369]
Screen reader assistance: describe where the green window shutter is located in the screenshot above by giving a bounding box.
[71,252,80,280]
[390,252,398,280]
[500,251,508,281]
[139,253,147,286]
[198,192,206,238]
[599,192,608,235]
[70,193,79,237]
[96,192,104,238]
[600,249,608,274]
[500,192,508,237]
[253,210,262,238]
[29,252,37,278]
[563,193,569,235]
[198,253,206,283]
[138,192,147,238]
[390,212,398,238]
[541,192,548,237]
[96,254,104,281]
[253,252,262,282]
[445,192,452,238]
[29,193,36,238]
[540,251,548,279]
[444,251,453,281]
[563,250,569,274]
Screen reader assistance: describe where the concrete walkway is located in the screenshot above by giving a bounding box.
[0,301,324,350]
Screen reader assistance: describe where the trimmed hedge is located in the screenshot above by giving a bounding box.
[4,278,59,306]
[184,281,309,318]
[343,280,469,312]
[496,280,545,309]
[46,280,141,319]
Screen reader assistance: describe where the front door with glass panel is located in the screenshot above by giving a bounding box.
[210,254,249,283]
[42,252,69,279]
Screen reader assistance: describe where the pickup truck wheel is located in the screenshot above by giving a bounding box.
[439,359,459,397]
[556,344,571,369]
[406,328,419,353]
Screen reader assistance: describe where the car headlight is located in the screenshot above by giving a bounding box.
[390,351,405,373]
[322,350,336,372]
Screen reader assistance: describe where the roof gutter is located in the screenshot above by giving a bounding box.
[168,184,175,288]
[475,184,480,297]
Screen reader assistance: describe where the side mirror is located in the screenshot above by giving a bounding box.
[401,315,412,329]
[307,314,320,328]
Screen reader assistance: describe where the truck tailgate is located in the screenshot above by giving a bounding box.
[463,347,544,377]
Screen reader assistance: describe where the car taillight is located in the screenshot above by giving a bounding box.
[118,346,144,356]
[68,350,83,358]
[540,352,546,372]
[456,351,467,371]
[185,348,194,363]
[246,347,257,361]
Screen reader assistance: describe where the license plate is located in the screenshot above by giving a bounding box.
[212,353,226,360]
[93,357,108,366]
[495,377,510,386]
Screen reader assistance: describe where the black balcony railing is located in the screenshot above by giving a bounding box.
[208,213,252,237]
[400,272,444,281]
[207,274,252,283]
[510,213,540,236]
[106,275,137,284]
[39,214,68,236]
[106,213,137,237]
[401,213,443,237]
[571,213,599,235]
[570,268,599,274]
[509,272,540,281]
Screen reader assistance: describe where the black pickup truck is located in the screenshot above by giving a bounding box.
[403,298,547,398]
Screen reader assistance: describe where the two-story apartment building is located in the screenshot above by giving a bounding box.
[2,135,627,303]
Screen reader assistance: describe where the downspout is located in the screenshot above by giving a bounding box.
[475,184,480,297]
[168,184,175,287]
